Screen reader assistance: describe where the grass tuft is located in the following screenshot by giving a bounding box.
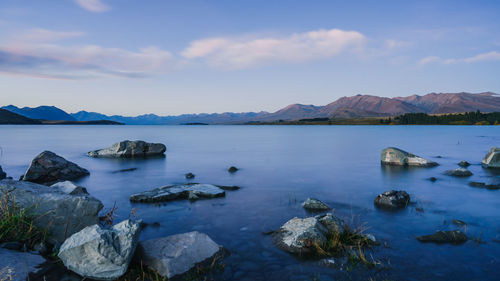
[0,192,47,248]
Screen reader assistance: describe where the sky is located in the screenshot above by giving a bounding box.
[0,0,499,116]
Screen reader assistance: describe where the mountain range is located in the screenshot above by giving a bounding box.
[2,92,500,125]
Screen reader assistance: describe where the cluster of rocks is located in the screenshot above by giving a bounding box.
[0,140,233,280]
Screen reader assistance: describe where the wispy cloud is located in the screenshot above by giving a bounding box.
[181,28,366,69]
[0,28,173,79]
[74,0,110,13]
[419,51,500,65]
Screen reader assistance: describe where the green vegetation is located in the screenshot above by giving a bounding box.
[0,193,47,248]
[394,111,500,125]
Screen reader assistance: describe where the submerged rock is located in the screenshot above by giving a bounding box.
[374,190,410,210]
[185,172,195,179]
[0,248,46,281]
[452,219,467,226]
[302,198,331,211]
[228,166,239,173]
[58,219,141,280]
[88,140,166,158]
[445,168,473,177]
[482,147,500,168]
[458,160,471,167]
[381,147,437,167]
[428,177,437,182]
[416,230,468,244]
[135,231,223,279]
[21,151,89,185]
[0,165,6,180]
[273,213,346,255]
[0,179,103,244]
[130,183,226,203]
[468,181,500,190]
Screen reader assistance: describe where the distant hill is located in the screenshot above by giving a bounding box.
[5,92,500,124]
[0,108,41,124]
[2,105,76,121]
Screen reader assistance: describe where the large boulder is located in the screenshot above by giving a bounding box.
[135,231,223,279]
[416,230,468,244]
[302,198,330,211]
[273,213,345,254]
[445,168,473,177]
[58,220,141,280]
[0,165,6,180]
[130,183,225,203]
[0,179,103,244]
[21,151,89,185]
[88,140,166,158]
[0,248,46,281]
[482,147,500,168]
[374,190,410,210]
[381,147,437,167]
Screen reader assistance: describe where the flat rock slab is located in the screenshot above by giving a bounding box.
[417,230,468,244]
[21,151,89,185]
[381,147,437,167]
[482,147,500,168]
[0,179,103,244]
[130,183,226,203]
[88,140,166,158]
[0,248,46,281]
[58,220,141,280]
[135,231,223,279]
[374,190,410,210]
[302,198,331,211]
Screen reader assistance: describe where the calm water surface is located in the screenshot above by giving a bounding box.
[1,125,500,281]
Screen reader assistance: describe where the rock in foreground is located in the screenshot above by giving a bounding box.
[445,168,473,177]
[381,147,437,167]
[374,190,410,210]
[302,198,331,211]
[21,151,89,185]
[135,231,223,279]
[482,147,500,168]
[58,220,141,280]
[273,213,345,254]
[0,248,46,281]
[130,183,226,203]
[0,179,103,244]
[416,230,468,244]
[88,140,166,158]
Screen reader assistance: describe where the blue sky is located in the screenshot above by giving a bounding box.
[0,0,499,115]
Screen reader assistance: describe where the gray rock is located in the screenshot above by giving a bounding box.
[58,219,141,280]
[0,248,46,281]
[452,219,467,226]
[374,190,410,210]
[228,166,239,173]
[381,147,437,167]
[185,172,195,179]
[135,231,223,279]
[50,181,88,195]
[21,151,89,185]
[0,179,103,244]
[274,217,328,254]
[88,140,166,158]
[445,168,473,177]
[130,183,225,203]
[482,147,500,168]
[302,198,330,211]
[0,165,6,180]
[416,230,468,244]
[316,213,345,233]
[273,213,348,255]
[458,160,470,167]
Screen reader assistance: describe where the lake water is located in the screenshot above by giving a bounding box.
[1,125,500,281]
